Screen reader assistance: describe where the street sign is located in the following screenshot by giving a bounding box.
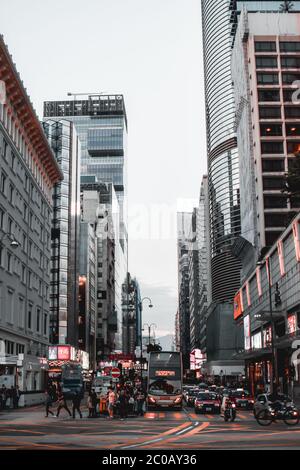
[111,367,121,378]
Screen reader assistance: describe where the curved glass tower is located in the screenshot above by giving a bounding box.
[201,0,241,302]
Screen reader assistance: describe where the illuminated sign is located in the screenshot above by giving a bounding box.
[57,346,70,361]
[48,346,58,360]
[155,371,176,377]
[288,314,297,334]
[234,291,243,320]
[293,222,300,262]
[277,240,285,277]
[256,267,262,297]
[244,315,251,351]
[0,80,6,105]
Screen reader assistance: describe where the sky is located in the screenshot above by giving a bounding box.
[0,0,207,338]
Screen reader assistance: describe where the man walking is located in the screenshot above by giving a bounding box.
[56,390,71,418]
[45,390,54,417]
[72,391,82,419]
[136,389,146,416]
[12,386,20,409]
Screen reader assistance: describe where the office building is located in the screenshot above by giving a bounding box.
[122,273,142,355]
[0,36,62,404]
[81,180,125,356]
[43,119,81,348]
[177,212,192,370]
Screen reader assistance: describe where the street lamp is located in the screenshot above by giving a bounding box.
[0,232,19,249]
[256,261,279,393]
[138,298,154,385]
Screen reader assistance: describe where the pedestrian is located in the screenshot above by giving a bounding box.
[87,392,94,418]
[128,394,135,416]
[0,385,6,410]
[12,386,21,409]
[56,390,71,417]
[72,391,82,419]
[118,389,128,420]
[45,390,55,417]
[91,389,98,417]
[107,387,116,419]
[136,389,146,416]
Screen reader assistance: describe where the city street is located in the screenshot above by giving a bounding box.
[1,405,300,450]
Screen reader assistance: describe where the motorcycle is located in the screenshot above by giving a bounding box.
[224,402,236,422]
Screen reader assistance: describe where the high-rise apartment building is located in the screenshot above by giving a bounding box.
[43,120,81,348]
[0,36,62,403]
[232,9,300,255]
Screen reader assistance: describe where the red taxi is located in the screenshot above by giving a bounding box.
[194,392,221,414]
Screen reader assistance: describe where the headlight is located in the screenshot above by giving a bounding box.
[231,404,236,408]
[149,397,156,404]
[174,397,182,404]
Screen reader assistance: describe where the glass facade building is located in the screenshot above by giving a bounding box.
[43,95,128,253]
[201,0,241,303]
[43,120,81,347]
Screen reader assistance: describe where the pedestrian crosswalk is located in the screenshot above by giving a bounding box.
[143,410,254,422]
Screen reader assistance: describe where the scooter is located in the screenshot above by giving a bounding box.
[224,402,237,422]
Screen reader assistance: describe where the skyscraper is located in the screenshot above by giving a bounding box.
[43,94,128,252]
[43,119,81,348]
[44,95,128,352]
[201,0,241,304]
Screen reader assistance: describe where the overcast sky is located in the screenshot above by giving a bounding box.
[0,0,207,338]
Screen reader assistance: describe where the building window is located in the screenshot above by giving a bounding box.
[265,231,283,247]
[282,73,300,85]
[280,42,300,53]
[255,42,277,52]
[36,308,41,332]
[5,340,14,355]
[8,184,14,205]
[0,172,7,194]
[261,142,284,154]
[257,73,279,85]
[281,56,300,69]
[256,56,278,69]
[260,124,282,136]
[259,107,281,119]
[286,124,300,136]
[285,107,300,119]
[283,89,295,103]
[0,245,3,267]
[263,177,284,190]
[258,89,280,102]
[264,195,287,209]
[28,305,32,329]
[265,214,286,228]
[16,344,25,355]
[7,252,12,272]
[21,265,26,283]
[287,142,300,154]
[44,313,48,336]
[0,207,4,230]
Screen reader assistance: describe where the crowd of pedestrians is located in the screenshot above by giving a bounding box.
[43,381,147,420]
[106,384,146,420]
[0,385,20,410]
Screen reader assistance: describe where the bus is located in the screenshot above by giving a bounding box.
[147,351,183,410]
[92,375,113,398]
[61,363,84,398]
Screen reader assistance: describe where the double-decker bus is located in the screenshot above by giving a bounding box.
[147,351,183,410]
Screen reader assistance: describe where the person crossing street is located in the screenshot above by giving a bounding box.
[56,390,71,418]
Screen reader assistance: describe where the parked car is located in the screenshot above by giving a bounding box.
[230,389,254,410]
[194,392,221,414]
[254,393,295,417]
